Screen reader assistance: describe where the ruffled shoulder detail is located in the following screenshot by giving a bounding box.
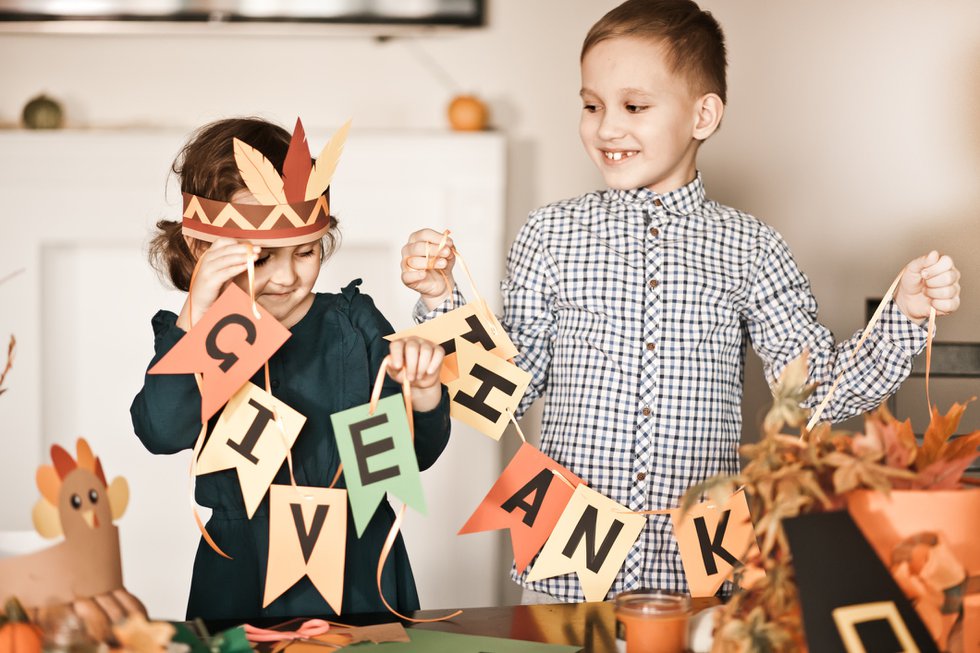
[340,278,363,302]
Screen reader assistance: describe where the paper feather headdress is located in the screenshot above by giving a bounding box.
[181,117,351,247]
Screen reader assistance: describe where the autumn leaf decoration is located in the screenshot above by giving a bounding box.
[682,350,980,653]
[884,401,980,490]
[232,117,352,206]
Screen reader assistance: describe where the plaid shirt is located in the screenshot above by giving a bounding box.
[416,173,927,601]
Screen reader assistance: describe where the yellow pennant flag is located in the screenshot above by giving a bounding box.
[264,485,347,612]
[196,382,306,518]
[526,484,646,602]
[387,299,517,384]
[448,339,531,441]
[670,489,762,597]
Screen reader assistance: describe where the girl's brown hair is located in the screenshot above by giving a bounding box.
[148,117,339,291]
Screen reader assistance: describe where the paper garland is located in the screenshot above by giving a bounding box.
[525,484,647,602]
[148,283,291,422]
[388,301,529,441]
[264,485,348,612]
[459,442,583,574]
[196,382,306,518]
[149,237,766,609]
[331,393,426,537]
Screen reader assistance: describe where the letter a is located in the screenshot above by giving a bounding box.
[500,468,553,527]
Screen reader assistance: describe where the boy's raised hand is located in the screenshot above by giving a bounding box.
[387,336,445,412]
[177,237,260,330]
[894,250,961,323]
[400,229,457,310]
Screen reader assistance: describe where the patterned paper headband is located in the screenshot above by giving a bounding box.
[182,117,351,247]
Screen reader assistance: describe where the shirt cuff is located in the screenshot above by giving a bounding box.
[412,288,467,324]
[878,300,930,357]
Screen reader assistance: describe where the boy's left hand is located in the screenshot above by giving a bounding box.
[387,336,445,412]
[894,250,961,323]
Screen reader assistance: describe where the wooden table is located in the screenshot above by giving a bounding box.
[215,598,716,653]
[412,599,716,652]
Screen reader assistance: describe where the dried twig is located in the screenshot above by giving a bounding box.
[0,268,25,287]
[0,335,14,396]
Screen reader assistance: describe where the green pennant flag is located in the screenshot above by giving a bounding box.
[331,393,426,537]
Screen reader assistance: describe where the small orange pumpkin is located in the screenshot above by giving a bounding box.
[0,598,43,653]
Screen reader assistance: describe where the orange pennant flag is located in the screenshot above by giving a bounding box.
[149,284,291,421]
[264,485,347,613]
[670,489,762,597]
[459,443,583,574]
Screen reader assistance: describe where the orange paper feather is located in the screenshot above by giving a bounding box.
[76,438,96,472]
[282,118,313,203]
[35,465,60,505]
[234,138,287,205]
[305,120,352,201]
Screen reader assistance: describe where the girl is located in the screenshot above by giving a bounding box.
[131,117,450,620]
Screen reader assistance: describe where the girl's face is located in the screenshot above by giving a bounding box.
[230,190,322,329]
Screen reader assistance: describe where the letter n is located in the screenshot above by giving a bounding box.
[562,505,625,573]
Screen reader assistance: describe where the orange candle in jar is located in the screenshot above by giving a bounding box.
[614,590,690,653]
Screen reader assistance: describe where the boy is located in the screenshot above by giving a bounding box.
[400,0,961,602]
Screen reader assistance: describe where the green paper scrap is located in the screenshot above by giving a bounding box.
[346,628,582,652]
[331,394,426,537]
[171,623,210,653]
[212,626,252,653]
[170,622,252,653]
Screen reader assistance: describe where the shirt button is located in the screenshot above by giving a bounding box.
[271,379,281,389]
[641,406,651,416]
[648,278,659,289]
[653,198,663,207]
[636,472,647,481]
[645,342,656,351]
[649,227,659,237]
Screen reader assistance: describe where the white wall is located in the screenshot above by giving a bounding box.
[1,0,978,608]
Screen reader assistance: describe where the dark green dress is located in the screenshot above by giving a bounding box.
[130,280,451,620]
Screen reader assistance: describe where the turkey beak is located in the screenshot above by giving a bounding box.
[81,509,98,529]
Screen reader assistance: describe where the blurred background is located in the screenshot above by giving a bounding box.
[1,0,977,619]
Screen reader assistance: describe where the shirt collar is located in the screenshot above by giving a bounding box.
[605,172,706,216]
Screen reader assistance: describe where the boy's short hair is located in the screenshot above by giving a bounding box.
[582,0,727,104]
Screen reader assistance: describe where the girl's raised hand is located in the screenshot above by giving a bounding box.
[387,336,445,412]
[176,237,260,330]
[400,228,457,310]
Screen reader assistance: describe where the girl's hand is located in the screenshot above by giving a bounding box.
[400,229,457,310]
[894,250,961,323]
[387,336,445,412]
[176,238,260,330]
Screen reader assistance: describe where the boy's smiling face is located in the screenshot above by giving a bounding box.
[579,35,721,194]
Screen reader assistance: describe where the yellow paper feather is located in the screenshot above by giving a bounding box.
[32,498,62,539]
[108,476,130,522]
[233,138,287,205]
[305,120,352,201]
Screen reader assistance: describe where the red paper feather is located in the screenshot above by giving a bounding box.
[282,118,313,204]
[50,444,77,480]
